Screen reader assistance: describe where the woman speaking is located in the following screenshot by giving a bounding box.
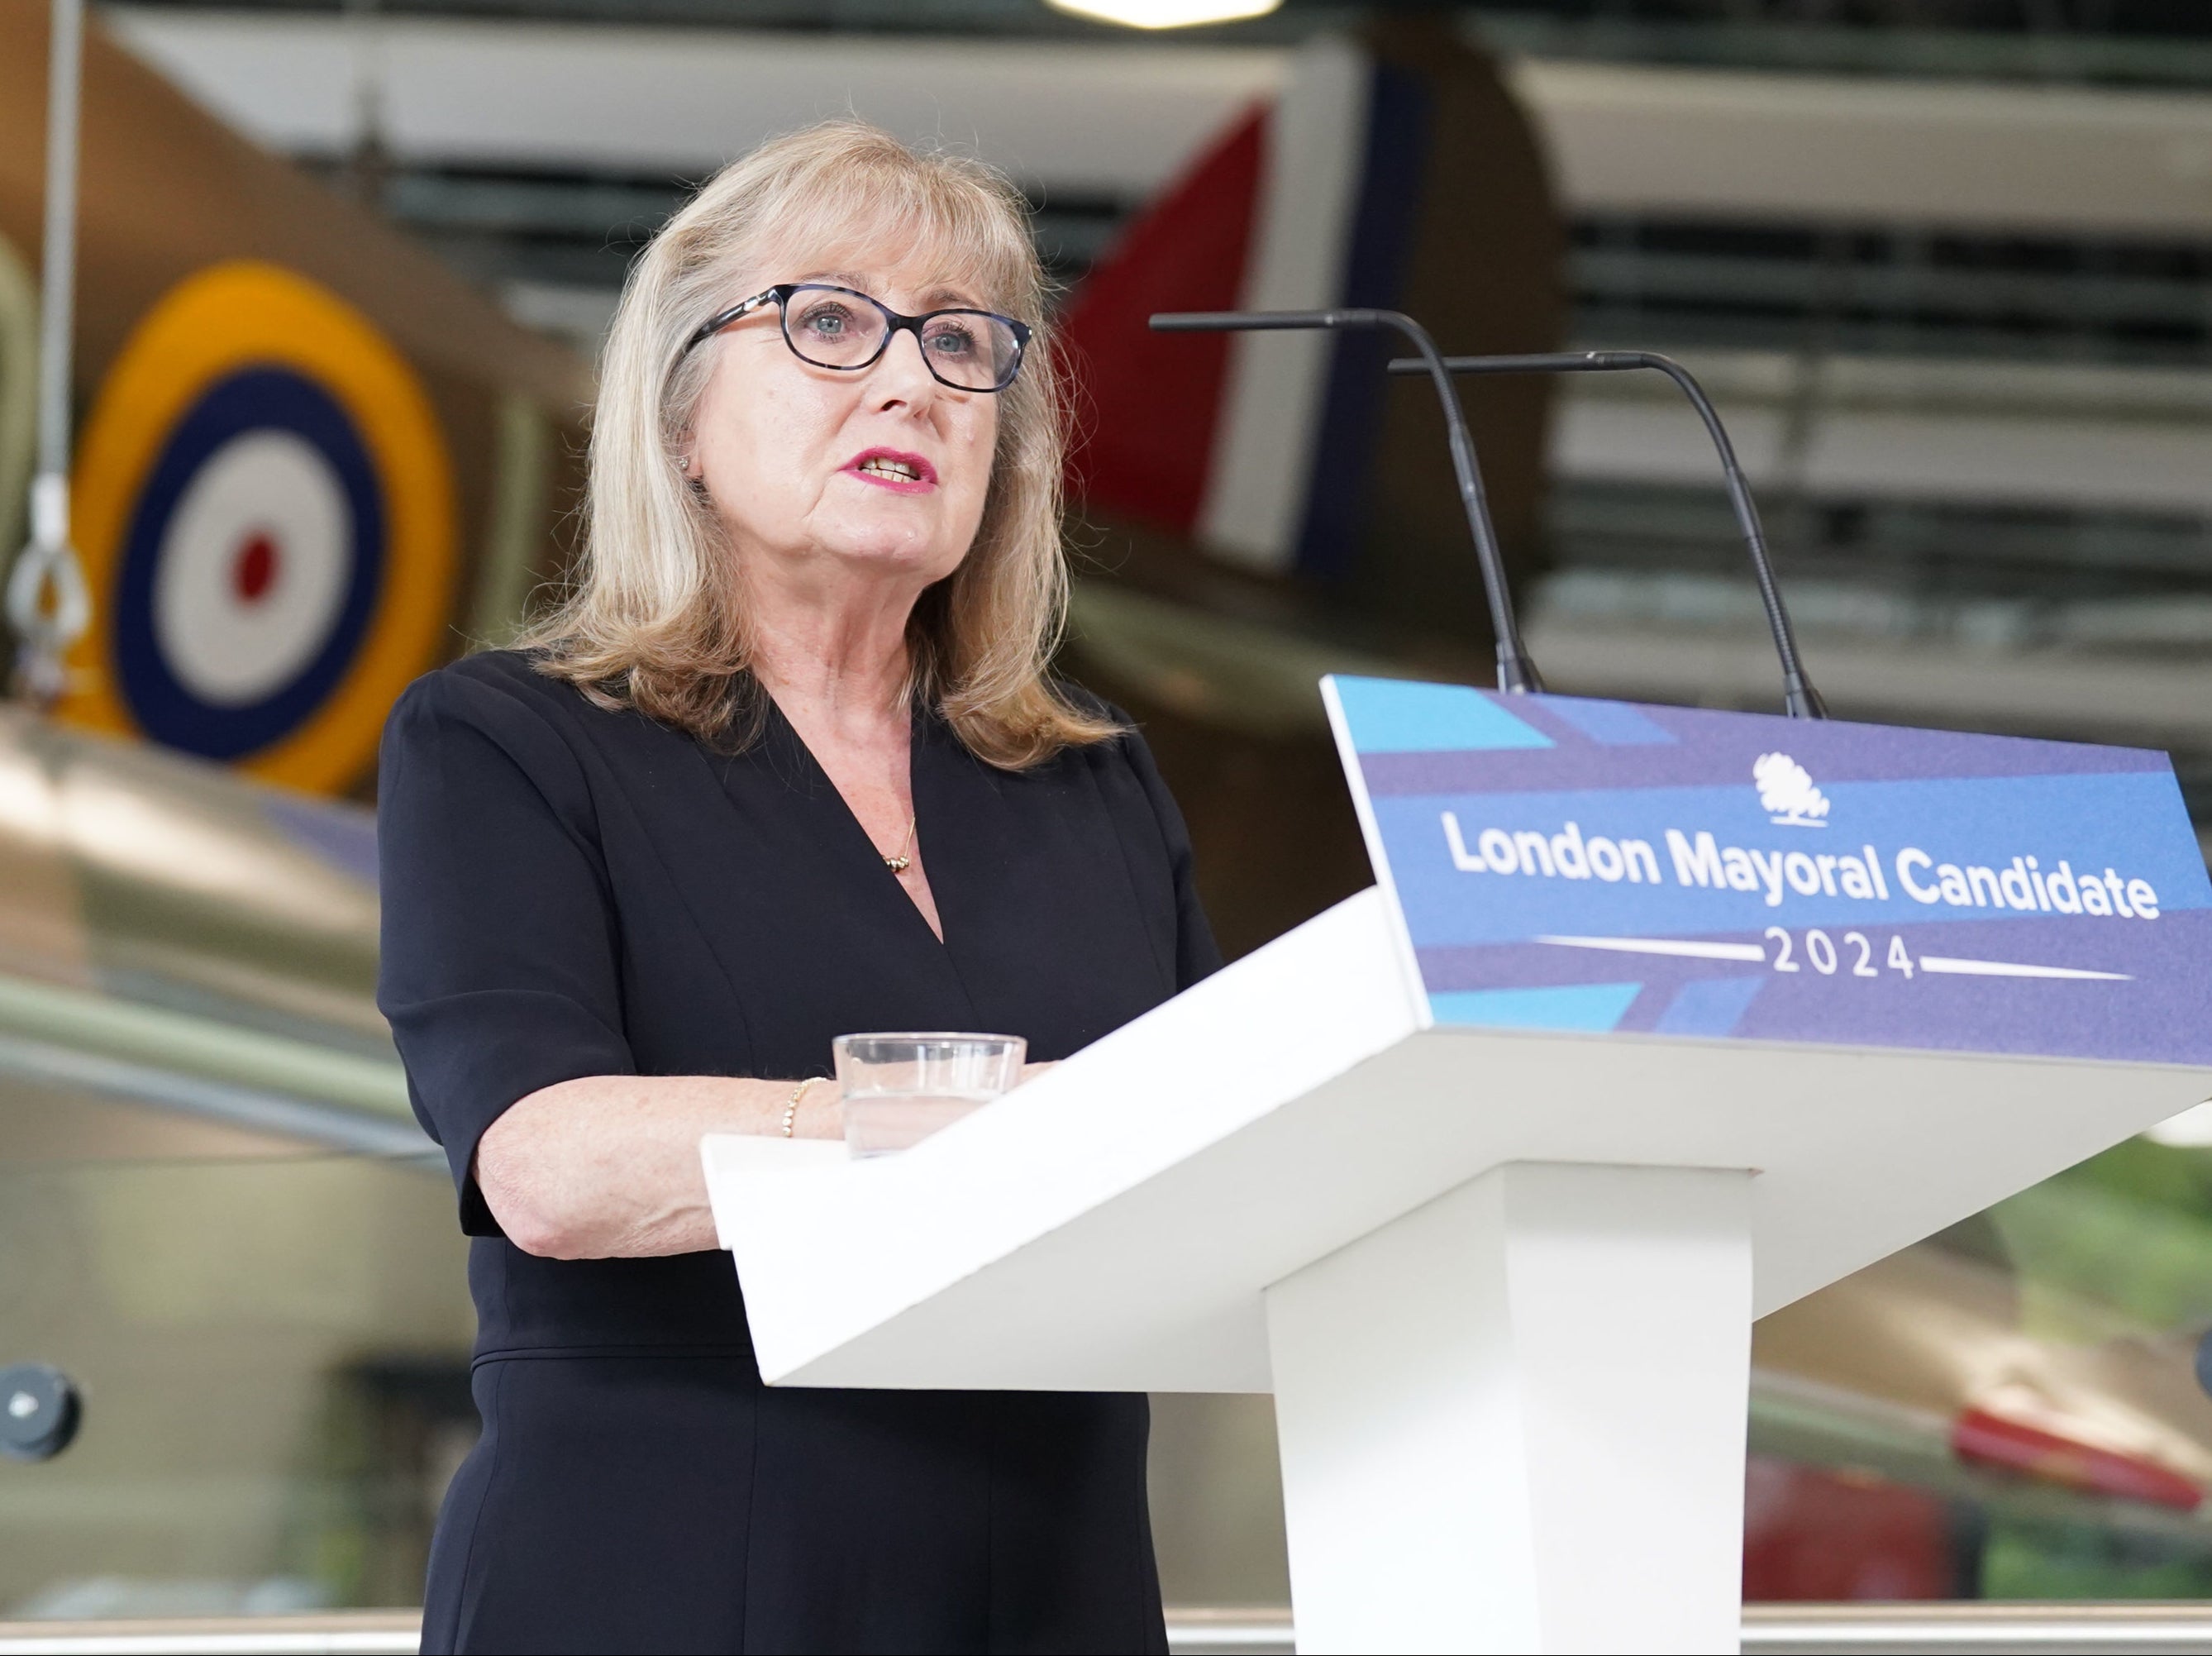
[377,122,1218,1654]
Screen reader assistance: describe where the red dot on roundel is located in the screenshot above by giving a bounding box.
[231,532,281,604]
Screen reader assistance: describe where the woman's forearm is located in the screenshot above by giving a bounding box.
[475,1073,839,1259]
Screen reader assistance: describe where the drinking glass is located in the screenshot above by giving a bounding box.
[832,1032,1027,1158]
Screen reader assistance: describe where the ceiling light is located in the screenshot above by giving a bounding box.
[1045,0,1282,29]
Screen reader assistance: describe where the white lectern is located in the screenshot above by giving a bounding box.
[705,678,2212,1654]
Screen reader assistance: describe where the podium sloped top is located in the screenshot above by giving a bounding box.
[707,888,2212,1393]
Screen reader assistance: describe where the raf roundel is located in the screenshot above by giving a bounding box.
[60,262,457,794]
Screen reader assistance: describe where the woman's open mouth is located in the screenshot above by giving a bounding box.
[845,449,939,494]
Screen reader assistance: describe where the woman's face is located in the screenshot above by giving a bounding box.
[685,253,1003,599]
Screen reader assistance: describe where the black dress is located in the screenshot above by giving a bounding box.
[376,650,1219,1656]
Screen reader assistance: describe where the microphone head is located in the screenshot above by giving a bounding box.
[1148,310,1347,333]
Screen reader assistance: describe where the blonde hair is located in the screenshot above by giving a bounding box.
[524,120,1118,769]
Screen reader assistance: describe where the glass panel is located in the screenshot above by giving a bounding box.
[0,1117,471,1620]
[1743,1134,2212,1601]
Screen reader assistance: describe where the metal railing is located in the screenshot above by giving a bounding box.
[1742,1602,2212,1654]
[9,1605,2212,1655]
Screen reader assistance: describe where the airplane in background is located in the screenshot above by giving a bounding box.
[1,0,2210,1614]
[0,0,587,801]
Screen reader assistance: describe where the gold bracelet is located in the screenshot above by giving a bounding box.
[783,1076,826,1138]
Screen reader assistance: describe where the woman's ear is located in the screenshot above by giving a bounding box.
[674,441,711,503]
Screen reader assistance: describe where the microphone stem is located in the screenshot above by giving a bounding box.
[1150,310,1542,694]
[1386,317,1544,696]
[1396,350,1828,718]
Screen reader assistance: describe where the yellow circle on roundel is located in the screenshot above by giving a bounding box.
[59,260,458,795]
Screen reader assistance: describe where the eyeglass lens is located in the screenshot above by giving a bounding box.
[782,287,1022,392]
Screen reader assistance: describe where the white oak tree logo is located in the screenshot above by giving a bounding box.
[1754,752,1830,828]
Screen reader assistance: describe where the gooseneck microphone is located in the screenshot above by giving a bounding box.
[1150,309,1543,695]
[1386,350,1826,718]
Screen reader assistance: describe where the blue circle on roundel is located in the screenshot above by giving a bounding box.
[115,367,385,761]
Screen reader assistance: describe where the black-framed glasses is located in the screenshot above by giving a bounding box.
[681,283,1031,393]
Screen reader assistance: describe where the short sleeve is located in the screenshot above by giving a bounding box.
[1114,718,1224,992]
[376,666,636,1234]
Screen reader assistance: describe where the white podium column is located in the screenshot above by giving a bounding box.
[1264,1161,1754,1655]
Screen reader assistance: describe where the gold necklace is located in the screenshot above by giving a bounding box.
[884,813,917,875]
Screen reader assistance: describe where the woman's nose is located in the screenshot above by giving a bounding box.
[868,328,941,407]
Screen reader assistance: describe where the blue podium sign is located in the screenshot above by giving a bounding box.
[1323,675,2212,1064]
